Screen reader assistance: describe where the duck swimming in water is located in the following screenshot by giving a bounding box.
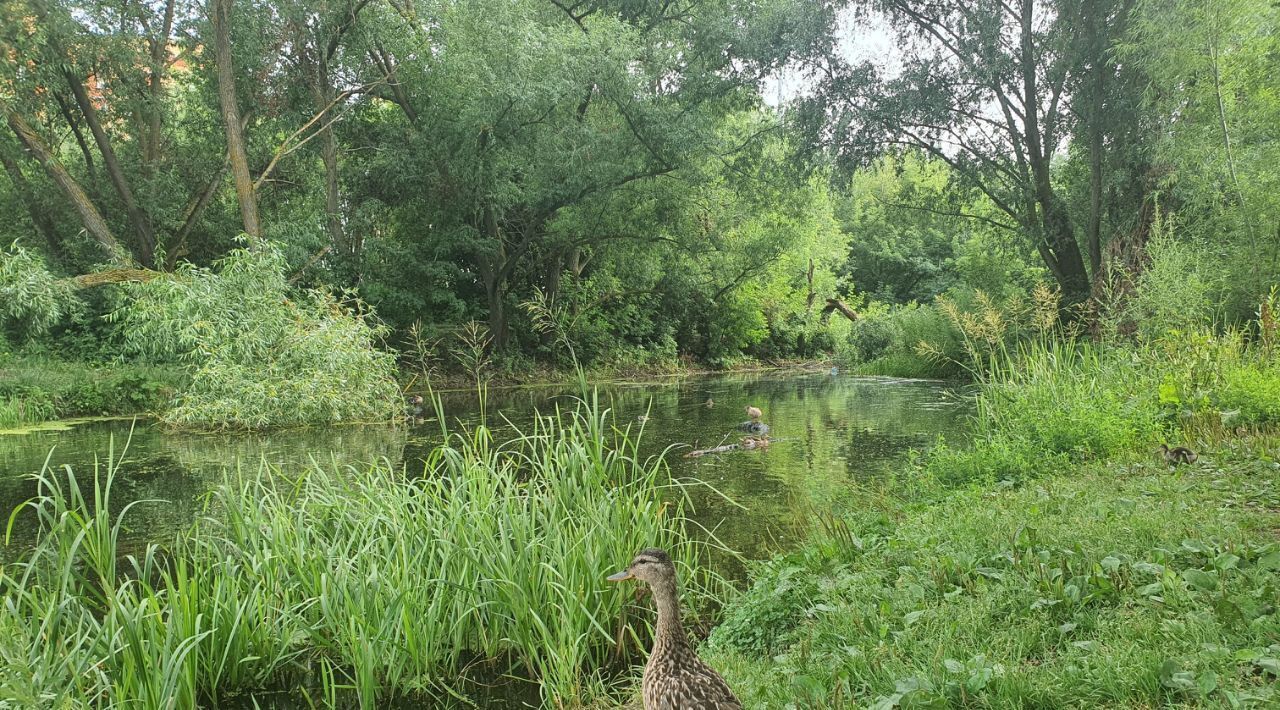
[745,405,762,421]
[405,394,424,416]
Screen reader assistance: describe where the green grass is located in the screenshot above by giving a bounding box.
[705,435,1280,707]
[0,356,184,428]
[0,396,718,708]
[705,330,1280,707]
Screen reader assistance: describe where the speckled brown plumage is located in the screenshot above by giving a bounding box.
[609,548,742,710]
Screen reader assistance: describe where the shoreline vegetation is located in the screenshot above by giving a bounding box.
[707,329,1280,707]
[0,398,724,708]
[4,325,1279,707]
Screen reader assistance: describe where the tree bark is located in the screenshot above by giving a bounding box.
[313,56,346,258]
[0,139,63,260]
[820,298,859,324]
[480,203,509,351]
[1085,0,1105,277]
[212,0,261,238]
[144,0,177,171]
[52,92,98,193]
[1020,0,1090,307]
[6,107,129,264]
[371,43,417,125]
[64,68,156,266]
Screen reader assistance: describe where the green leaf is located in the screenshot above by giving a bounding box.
[1182,568,1218,591]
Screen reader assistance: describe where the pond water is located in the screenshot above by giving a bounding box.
[1,371,971,566]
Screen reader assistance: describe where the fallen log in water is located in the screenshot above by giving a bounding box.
[684,436,771,457]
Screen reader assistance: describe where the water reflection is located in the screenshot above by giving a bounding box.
[0,373,970,562]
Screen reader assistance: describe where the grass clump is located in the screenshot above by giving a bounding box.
[0,398,712,707]
[114,241,399,429]
[705,435,1280,708]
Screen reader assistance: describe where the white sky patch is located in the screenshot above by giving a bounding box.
[761,9,901,107]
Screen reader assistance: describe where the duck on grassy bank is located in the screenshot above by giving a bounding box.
[609,548,742,710]
[1160,444,1198,465]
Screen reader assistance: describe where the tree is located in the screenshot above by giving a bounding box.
[794,0,1142,308]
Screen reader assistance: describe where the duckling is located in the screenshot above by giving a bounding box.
[608,549,742,710]
[405,394,424,416]
[637,415,650,424]
[705,397,715,408]
[1159,444,1197,465]
[740,436,769,450]
[744,405,762,421]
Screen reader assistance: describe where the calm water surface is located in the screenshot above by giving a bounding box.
[1,371,971,563]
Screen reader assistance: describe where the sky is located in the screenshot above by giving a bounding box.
[761,8,900,107]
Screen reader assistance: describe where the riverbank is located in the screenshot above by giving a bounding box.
[0,356,184,430]
[704,430,1280,707]
[405,357,840,393]
[702,332,1280,706]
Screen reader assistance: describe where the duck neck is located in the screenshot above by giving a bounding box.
[650,576,687,654]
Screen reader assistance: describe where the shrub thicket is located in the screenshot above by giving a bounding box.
[115,241,399,429]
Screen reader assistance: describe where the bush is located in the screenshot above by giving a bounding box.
[0,241,76,342]
[115,241,400,429]
[1128,218,1218,342]
[837,302,962,378]
[846,315,896,362]
[1220,364,1280,425]
[0,357,183,427]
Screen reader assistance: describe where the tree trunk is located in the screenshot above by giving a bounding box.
[480,202,509,351]
[484,272,509,351]
[820,298,859,324]
[6,108,129,264]
[1020,0,1090,307]
[0,139,63,261]
[64,68,156,267]
[212,0,261,238]
[144,0,177,171]
[53,92,98,195]
[371,43,417,125]
[314,59,346,259]
[1085,0,1105,277]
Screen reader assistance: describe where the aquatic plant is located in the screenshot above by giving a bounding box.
[0,397,715,707]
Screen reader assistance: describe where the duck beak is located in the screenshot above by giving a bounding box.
[607,570,633,582]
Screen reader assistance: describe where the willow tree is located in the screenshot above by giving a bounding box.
[345,0,834,349]
[794,0,1141,309]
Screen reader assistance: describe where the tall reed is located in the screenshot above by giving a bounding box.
[0,396,714,708]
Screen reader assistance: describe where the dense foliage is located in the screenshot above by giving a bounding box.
[0,0,1275,387]
[112,242,400,428]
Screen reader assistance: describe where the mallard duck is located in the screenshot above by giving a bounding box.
[608,548,742,710]
[1160,444,1197,465]
[744,405,762,421]
[637,415,650,424]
